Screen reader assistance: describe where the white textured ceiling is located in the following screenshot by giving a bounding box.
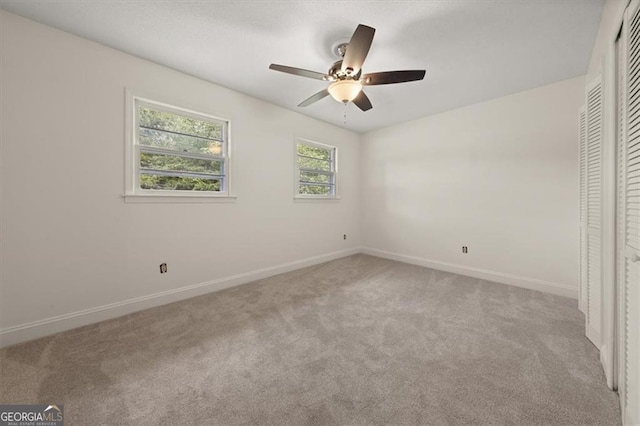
[1,0,603,133]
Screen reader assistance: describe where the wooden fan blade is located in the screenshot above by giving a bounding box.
[353,91,373,112]
[362,70,426,85]
[269,64,328,80]
[298,89,330,107]
[341,24,375,76]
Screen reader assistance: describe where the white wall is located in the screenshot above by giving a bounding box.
[0,9,598,349]
[0,11,361,346]
[360,76,585,297]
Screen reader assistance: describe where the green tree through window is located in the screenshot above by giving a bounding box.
[135,102,227,192]
[296,141,336,197]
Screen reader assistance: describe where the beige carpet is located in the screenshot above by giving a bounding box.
[0,254,620,425]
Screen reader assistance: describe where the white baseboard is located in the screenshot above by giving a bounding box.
[586,323,602,349]
[599,343,616,391]
[0,246,579,348]
[361,247,578,299]
[624,405,638,426]
[0,248,360,348]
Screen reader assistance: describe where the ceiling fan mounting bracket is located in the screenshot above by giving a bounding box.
[331,38,351,59]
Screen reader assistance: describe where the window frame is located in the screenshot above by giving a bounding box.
[124,91,234,202]
[294,138,339,200]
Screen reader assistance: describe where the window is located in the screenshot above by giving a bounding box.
[296,139,337,198]
[126,94,231,199]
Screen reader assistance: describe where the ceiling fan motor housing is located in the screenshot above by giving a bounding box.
[328,60,361,81]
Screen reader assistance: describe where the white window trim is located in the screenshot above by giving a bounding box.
[123,89,235,203]
[294,137,340,201]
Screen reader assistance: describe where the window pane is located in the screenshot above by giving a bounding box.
[140,174,222,191]
[297,143,331,160]
[300,171,331,184]
[139,128,223,156]
[139,106,223,140]
[140,152,222,175]
[298,156,331,172]
[299,184,332,196]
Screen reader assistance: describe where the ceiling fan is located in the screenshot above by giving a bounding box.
[269,24,426,112]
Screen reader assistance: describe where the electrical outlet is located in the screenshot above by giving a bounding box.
[343,234,347,240]
[160,263,167,273]
[462,246,468,254]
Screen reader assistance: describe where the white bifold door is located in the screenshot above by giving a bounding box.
[581,2,640,422]
[620,2,640,423]
[579,107,587,314]
[584,77,603,348]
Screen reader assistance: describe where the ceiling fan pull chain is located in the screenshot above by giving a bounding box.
[343,102,348,125]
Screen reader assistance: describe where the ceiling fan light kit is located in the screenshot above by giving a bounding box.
[269,24,426,112]
[328,79,363,103]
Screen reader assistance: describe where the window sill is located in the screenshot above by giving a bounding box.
[294,196,341,203]
[123,194,237,203]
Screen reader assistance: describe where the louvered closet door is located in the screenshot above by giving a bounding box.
[580,107,587,314]
[622,2,640,423]
[585,78,603,348]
